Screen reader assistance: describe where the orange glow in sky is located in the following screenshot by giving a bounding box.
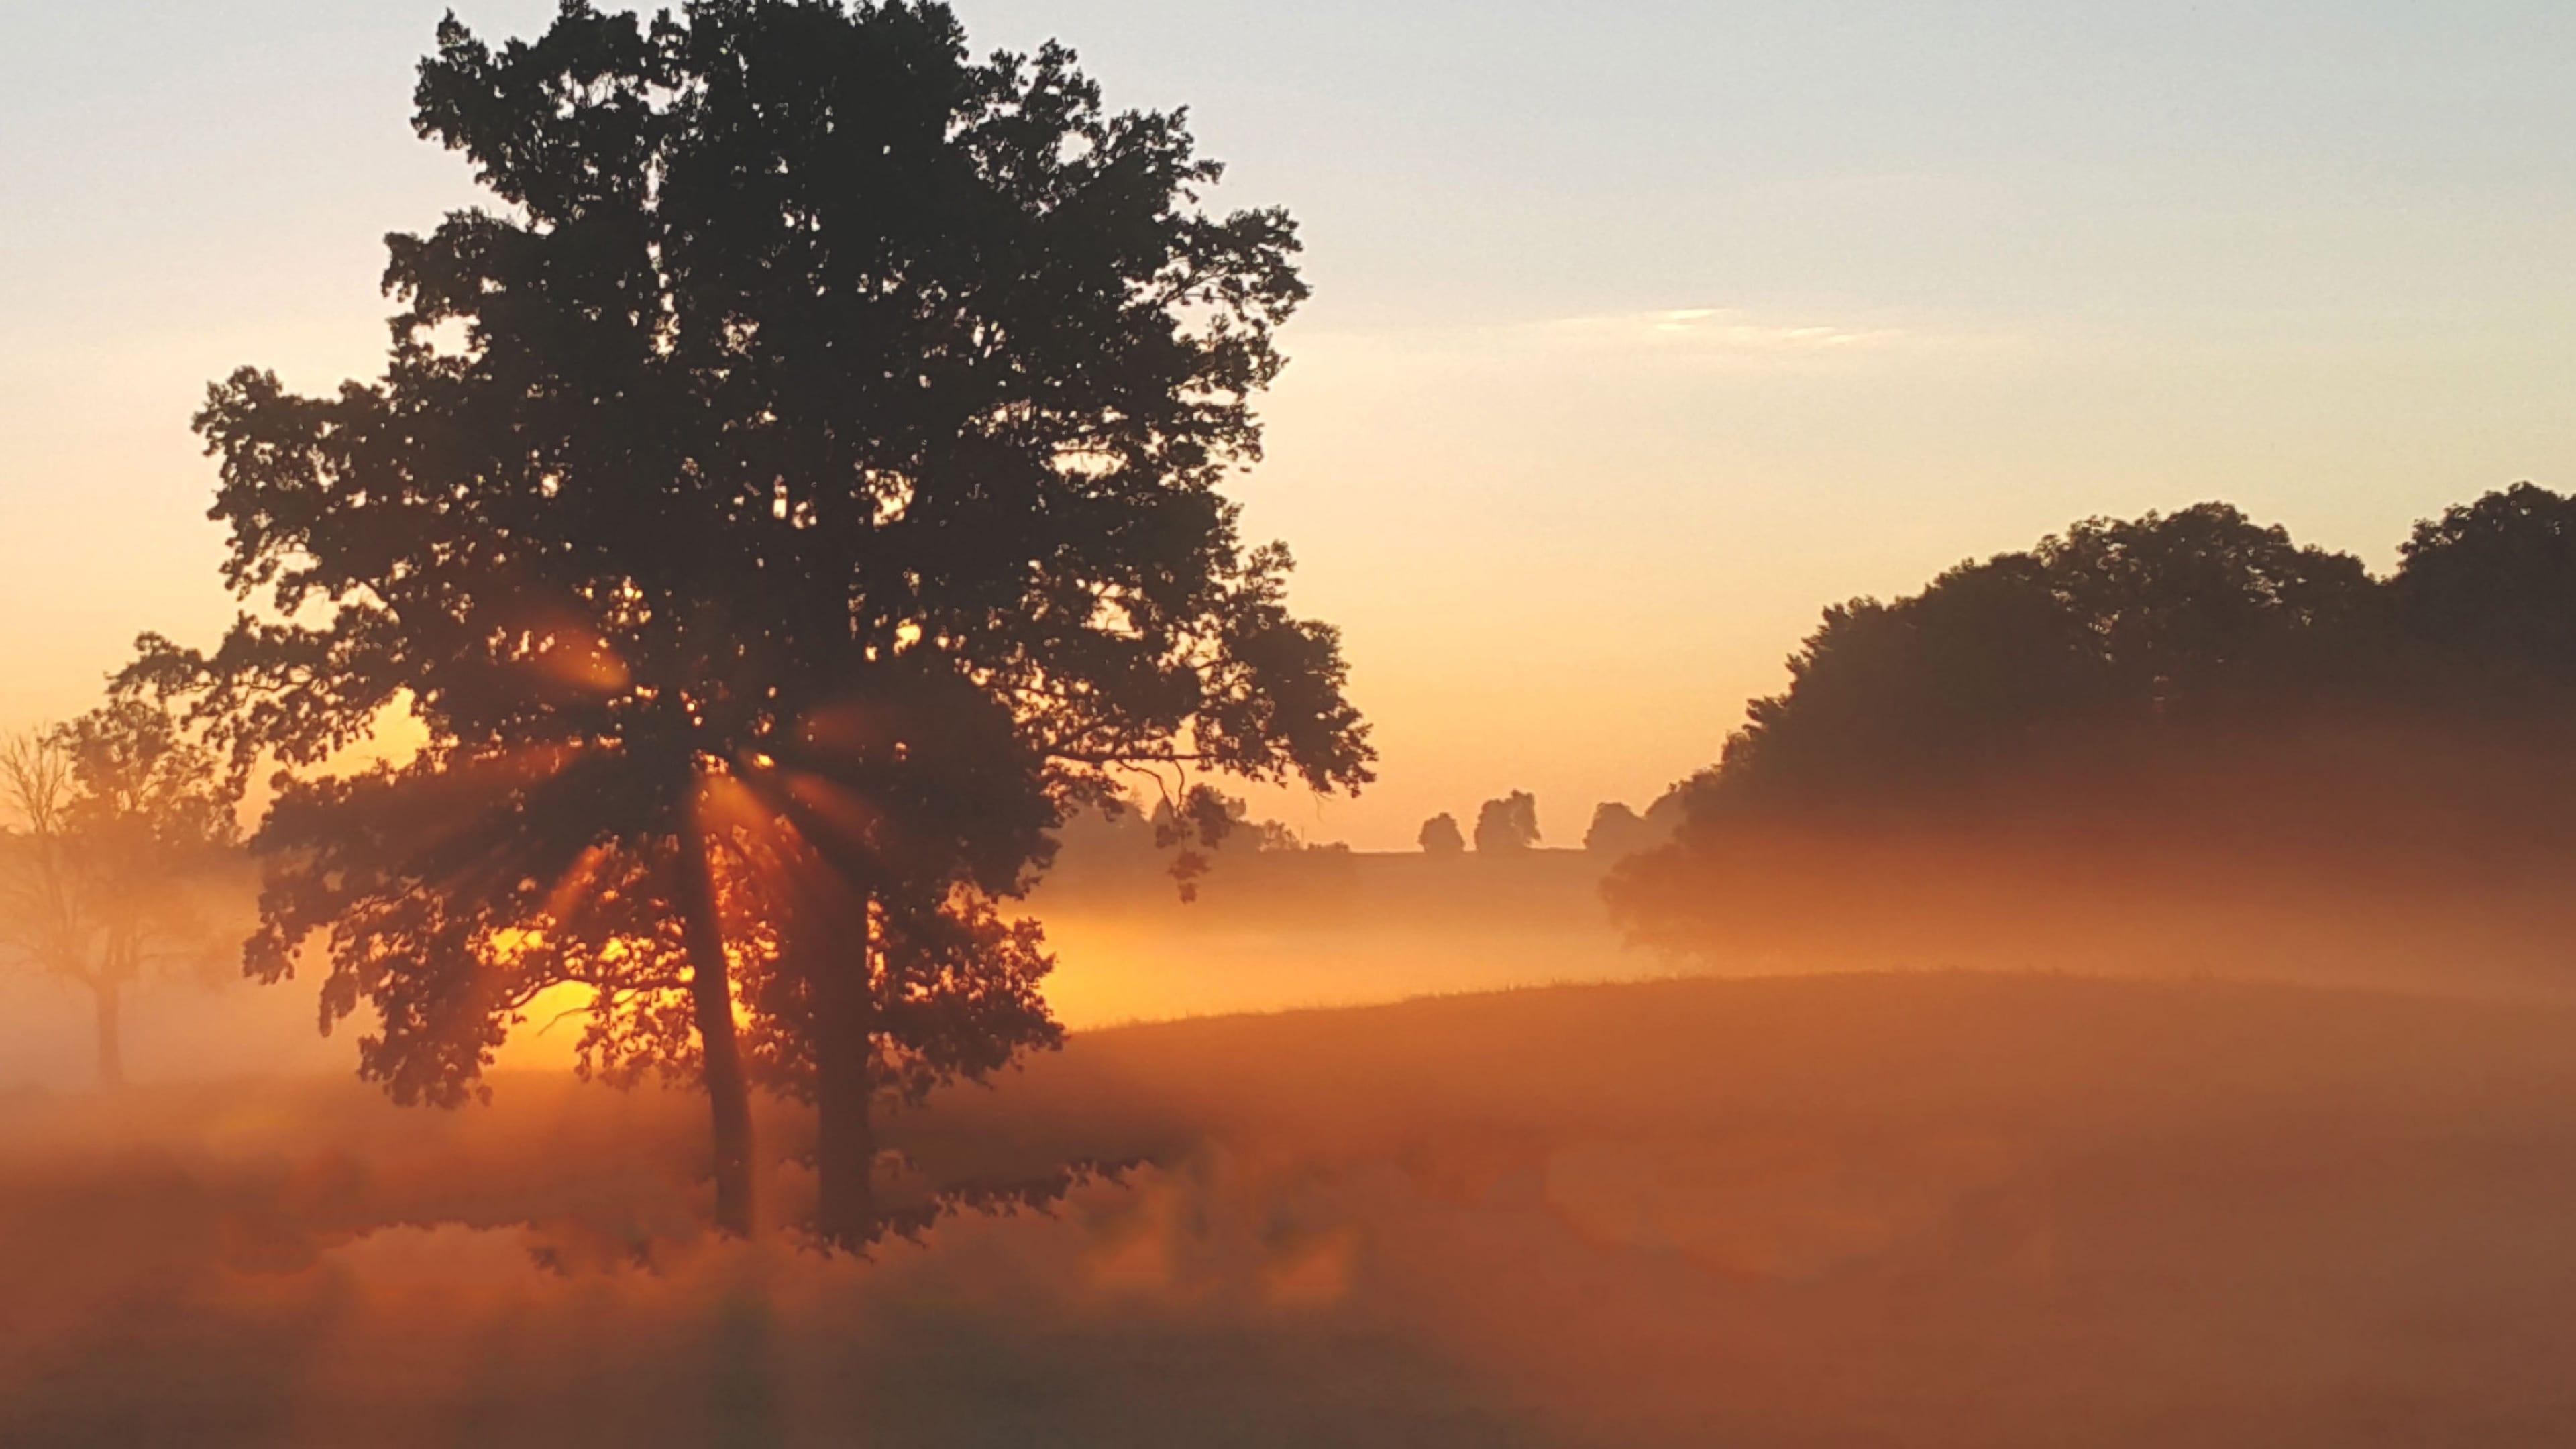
[8,1,2575,847]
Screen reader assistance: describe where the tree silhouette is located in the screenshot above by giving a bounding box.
[127,0,1368,1244]
[1417,812,1465,855]
[0,703,237,1089]
[1584,801,1673,858]
[1604,494,2576,960]
[1474,792,1540,852]
[1705,504,2377,812]
[2393,483,2576,699]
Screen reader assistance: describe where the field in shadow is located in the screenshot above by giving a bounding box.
[9,971,2576,1446]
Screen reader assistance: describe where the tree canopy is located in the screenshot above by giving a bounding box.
[1582,800,1678,859]
[1697,504,2382,814]
[1611,486,2576,960]
[1473,791,1540,852]
[129,0,1371,1243]
[1417,812,1464,855]
[2394,482,2576,696]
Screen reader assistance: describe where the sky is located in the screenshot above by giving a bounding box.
[5,1,2575,849]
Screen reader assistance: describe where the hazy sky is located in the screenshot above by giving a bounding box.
[6,1,2574,847]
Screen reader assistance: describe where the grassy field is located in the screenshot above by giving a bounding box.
[9,970,2576,1446]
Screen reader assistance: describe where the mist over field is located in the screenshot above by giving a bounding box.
[0,845,1649,1091]
[14,972,2576,1447]
[19,693,2576,1445]
[16,814,2576,1445]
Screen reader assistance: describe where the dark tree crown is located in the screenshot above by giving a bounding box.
[125,0,1370,1111]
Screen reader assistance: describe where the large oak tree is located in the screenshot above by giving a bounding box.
[131,0,1369,1242]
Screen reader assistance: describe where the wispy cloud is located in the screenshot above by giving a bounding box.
[1289,306,1994,380]
[1541,307,1910,353]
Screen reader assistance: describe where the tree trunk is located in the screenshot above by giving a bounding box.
[678,833,757,1237]
[811,894,877,1249]
[93,979,125,1092]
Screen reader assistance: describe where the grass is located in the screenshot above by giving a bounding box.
[8,969,2576,1446]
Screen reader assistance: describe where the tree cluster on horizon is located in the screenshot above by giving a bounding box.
[1612,487,2576,955]
[1047,787,1348,886]
[1409,791,1681,859]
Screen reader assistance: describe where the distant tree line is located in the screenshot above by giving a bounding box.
[1407,790,1684,858]
[1413,792,1542,854]
[1050,788,1351,891]
[1612,487,2576,957]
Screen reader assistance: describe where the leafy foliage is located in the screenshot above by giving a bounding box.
[1472,791,1540,852]
[1415,812,1464,855]
[1699,504,2381,814]
[125,0,1370,1238]
[2394,482,2576,696]
[1611,487,2576,958]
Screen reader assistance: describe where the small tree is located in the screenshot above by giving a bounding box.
[1417,812,1465,855]
[1473,792,1540,852]
[1582,802,1646,857]
[0,703,237,1089]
